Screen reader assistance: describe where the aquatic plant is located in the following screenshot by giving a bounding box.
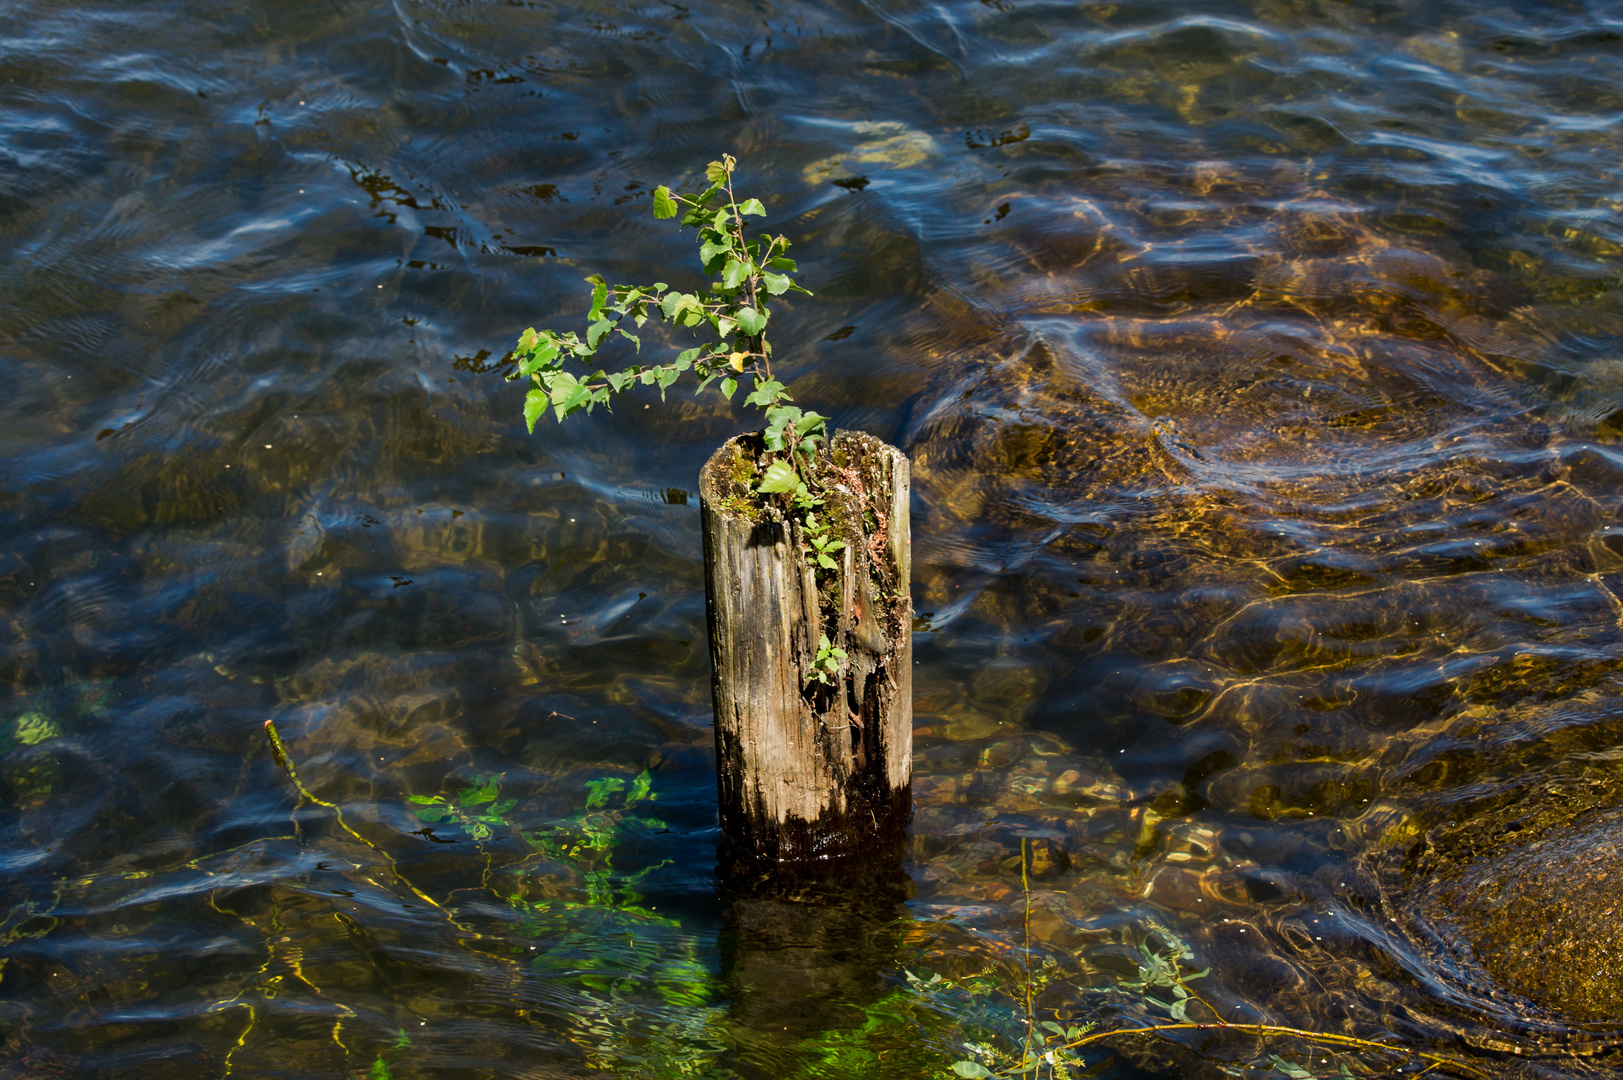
[367,1029,412,1080]
[407,773,516,841]
[508,153,826,483]
[3,681,110,810]
[940,841,1489,1080]
[263,726,720,1074]
[512,766,671,920]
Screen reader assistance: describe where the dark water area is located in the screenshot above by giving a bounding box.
[4,0,1623,1076]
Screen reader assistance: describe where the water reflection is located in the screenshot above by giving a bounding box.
[3,0,1623,1074]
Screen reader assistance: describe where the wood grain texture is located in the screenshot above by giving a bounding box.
[699,431,912,863]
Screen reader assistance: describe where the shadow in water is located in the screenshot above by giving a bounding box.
[714,839,915,1058]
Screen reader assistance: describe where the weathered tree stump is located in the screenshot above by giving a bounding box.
[699,430,912,863]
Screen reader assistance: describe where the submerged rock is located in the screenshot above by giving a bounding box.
[1415,807,1623,1022]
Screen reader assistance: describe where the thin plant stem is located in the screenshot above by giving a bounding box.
[1174,973,1226,1027]
[262,719,499,951]
[1020,837,1035,1068]
[1040,1021,1491,1080]
[719,160,772,380]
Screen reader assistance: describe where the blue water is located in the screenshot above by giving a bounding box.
[3,0,1623,1076]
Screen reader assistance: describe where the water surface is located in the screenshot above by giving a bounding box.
[3,0,1623,1076]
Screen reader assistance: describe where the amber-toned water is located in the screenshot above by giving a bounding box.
[4,0,1623,1076]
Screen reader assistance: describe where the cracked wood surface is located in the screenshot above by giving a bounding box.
[700,431,912,862]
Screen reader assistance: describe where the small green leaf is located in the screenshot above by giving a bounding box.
[551,374,592,421]
[744,379,786,407]
[1268,1056,1316,1080]
[701,237,732,265]
[549,371,578,404]
[766,403,803,428]
[459,779,499,807]
[758,460,798,494]
[794,411,827,439]
[585,777,626,809]
[371,1055,394,1080]
[817,552,837,569]
[523,388,548,432]
[615,328,640,351]
[12,712,59,746]
[406,794,444,805]
[628,768,653,804]
[586,318,613,349]
[736,306,768,336]
[705,160,730,186]
[586,274,608,321]
[720,377,737,399]
[769,256,798,272]
[738,197,766,216]
[951,1062,992,1079]
[652,185,678,219]
[761,271,791,295]
[675,347,700,369]
[517,336,560,377]
[722,257,749,290]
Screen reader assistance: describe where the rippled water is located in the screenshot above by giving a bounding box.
[4,0,1623,1076]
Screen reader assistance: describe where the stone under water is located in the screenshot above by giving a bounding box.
[1420,808,1623,1023]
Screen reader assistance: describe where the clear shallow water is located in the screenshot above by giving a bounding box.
[3,0,1623,1076]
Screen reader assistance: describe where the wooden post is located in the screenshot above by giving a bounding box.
[699,430,912,863]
